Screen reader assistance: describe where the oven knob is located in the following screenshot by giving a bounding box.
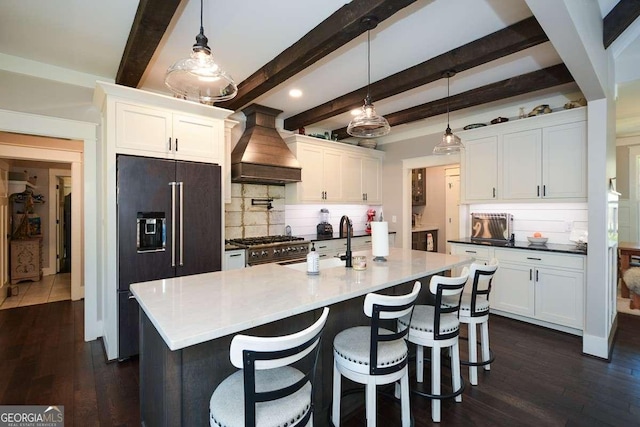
[250,251,258,258]
[273,249,280,255]
[261,251,268,257]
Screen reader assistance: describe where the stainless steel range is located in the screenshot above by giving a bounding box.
[226,235,309,266]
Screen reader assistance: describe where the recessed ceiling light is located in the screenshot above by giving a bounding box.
[289,89,303,98]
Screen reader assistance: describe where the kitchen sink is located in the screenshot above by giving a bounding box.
[281,257,345,272]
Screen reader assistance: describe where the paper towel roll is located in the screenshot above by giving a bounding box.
[371,221,389,259]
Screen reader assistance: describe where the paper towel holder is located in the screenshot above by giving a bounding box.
[373,255,387,262]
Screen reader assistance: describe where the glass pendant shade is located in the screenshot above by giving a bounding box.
[164,0,237,103]
[433,126,463,155]
[347,96,391,138]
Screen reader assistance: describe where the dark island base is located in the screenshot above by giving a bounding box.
[139,278,434,427]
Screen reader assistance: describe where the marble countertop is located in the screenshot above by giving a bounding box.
[448,238,587,255]
[130,247,471,351]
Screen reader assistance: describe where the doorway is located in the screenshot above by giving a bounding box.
[402,155,461,251]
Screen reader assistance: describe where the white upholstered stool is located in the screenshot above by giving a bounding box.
[398,268,469,423]
[209,307,329,427]
[451,259,498,386]
[332,282,421,427]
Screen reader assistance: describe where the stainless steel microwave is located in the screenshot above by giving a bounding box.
[471,213,513,241]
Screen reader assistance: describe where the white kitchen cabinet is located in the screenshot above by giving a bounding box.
[361,156,382,203]
[491,261,535,317]
[492,247,584,330]
[459,107,587,203]
[501,129,542,199]
[501,122,587,200]
[285,135,384,204]
[223,249,246,270]
[542,121,587,199]
[461,136,498,202]
[449,242,585,331]
[116,102,223,164]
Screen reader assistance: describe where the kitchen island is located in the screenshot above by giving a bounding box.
[131,247,471,426]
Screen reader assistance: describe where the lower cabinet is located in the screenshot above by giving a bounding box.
[10,237,43,285]
[450,243,584,331]
[223,249,246,270]
[412,230,438,252]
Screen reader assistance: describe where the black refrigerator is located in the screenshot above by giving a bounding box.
[117,154,222,359]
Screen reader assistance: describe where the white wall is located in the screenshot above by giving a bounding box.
[285,204,381,237]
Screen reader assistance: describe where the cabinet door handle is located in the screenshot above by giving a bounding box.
[530,269,532,281]
[318,245,327,249]
[527,257,542,261]
[175,138,179,151]
[363,193,365,201]
[543,185,546,196]
[229,253,242,257]
[492,187,496,198]
[169,137,172,151]
[465,250,477,254]
[537,185,540,197]
[536,270,539,282]
[365,193,368,201]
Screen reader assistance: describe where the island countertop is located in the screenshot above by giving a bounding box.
[130,247,471,351]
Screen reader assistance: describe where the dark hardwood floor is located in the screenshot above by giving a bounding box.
[0,301,638,426]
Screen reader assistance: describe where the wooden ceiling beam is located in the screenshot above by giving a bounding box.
[331,63,575,140]
[284,16,548,132]
[603,0,640,49]
[216,0,417,111]
[116,0,182,88]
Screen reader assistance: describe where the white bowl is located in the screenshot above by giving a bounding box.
[527,236,548,245]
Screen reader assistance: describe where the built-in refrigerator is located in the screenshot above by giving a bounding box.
[117,154,222,359]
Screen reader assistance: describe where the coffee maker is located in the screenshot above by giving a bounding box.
[316,208,333,238]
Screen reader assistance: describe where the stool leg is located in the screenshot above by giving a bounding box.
[480,320,491,371]
[366,381,376,427]
[416,345,424,383]
[451,340,462,403]
[431,346,441,422]
[401,370,411,427]
[332,361,341,427]
[468,322,478,386]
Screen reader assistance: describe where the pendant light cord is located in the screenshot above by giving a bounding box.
[447,75,450,128]
[367,30,371,100]
[200,0,204,34]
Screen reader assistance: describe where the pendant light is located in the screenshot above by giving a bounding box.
[165,0,237,103]
[347,17,390,139]
[433,70,463,155]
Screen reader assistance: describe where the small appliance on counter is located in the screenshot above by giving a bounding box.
[471,213,514,242]
[365,209,376,234]
[317,208,333,238]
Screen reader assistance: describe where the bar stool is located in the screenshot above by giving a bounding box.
[450,259,499,386]
[332,282,421,427]
[398,268,469,423]
[209,307,329,427]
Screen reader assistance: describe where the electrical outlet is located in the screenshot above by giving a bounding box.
[392,215,397,223]
[565,221,572,232]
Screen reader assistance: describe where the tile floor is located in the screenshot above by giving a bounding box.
[0,273,71,309]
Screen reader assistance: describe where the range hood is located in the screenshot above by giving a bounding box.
[231,104,302,185]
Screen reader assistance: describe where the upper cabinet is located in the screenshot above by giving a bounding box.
[412,168,426,206]
[460,108,587,203]
[94,82,234,166]
[284,135,384,204]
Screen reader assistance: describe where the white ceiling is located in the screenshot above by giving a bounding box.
[0,0,639,139]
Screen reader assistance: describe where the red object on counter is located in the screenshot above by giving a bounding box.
[365,209,376,234]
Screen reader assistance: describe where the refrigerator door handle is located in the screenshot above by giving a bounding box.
[179,181,184,266]
[170,182,177,267]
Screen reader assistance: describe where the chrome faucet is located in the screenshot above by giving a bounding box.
[339,215,352,268]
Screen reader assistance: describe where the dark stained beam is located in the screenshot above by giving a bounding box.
[116,0,182,88]
[216,0,417,111]
[284,16,548,132]
[331,64,575,140]
[604,0,640,49]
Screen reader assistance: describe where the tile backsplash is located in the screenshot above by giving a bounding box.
[285,204,382,237]
[225,184,286,239]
